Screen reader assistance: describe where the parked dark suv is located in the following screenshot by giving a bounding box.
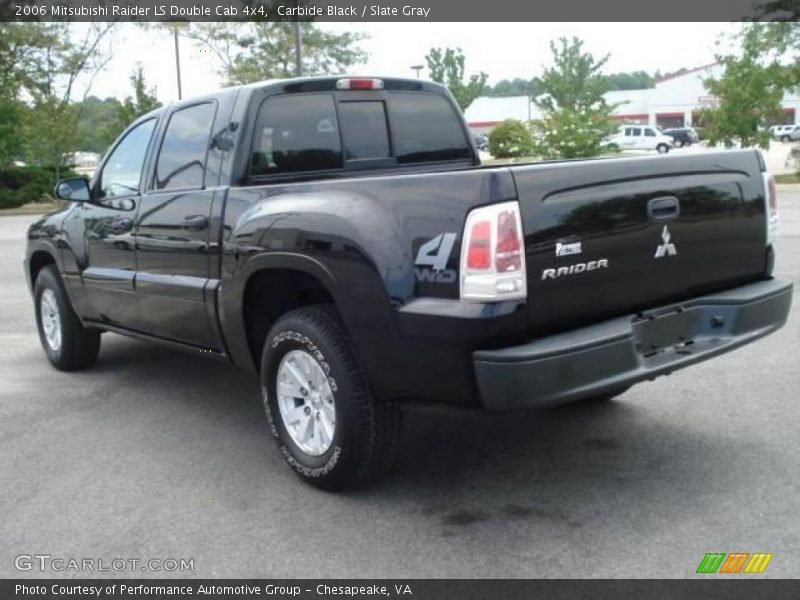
[662,127,699,147]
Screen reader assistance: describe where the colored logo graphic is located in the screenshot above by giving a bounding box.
[696,552,773,574]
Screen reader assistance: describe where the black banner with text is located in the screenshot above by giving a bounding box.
[3,580,800,600]
[1,0,798,22]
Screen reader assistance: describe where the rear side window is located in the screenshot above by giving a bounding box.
[251,94,342,175]
[155,102,216,191]
[389,93,471,163]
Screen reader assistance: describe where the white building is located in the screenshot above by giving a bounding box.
[466,63,800,135]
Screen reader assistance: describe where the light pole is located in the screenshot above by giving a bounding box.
[173,27,182,100]
[410,65,423,79]
[293,19,303,76]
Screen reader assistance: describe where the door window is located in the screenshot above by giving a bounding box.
[644,128,656,137]
[99,119,155,198]
[154,103,216,191]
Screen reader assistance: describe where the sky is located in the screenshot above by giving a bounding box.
[86,22,738,104]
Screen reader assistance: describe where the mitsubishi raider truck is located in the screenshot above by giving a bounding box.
[25,76,792,489]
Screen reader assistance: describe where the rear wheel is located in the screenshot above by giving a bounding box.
[674,139,684,148]
[34,265,101,371]
[261,305,402,490]
[781,135,790,142]
[656,144,670,154]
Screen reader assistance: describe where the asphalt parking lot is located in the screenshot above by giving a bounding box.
[1,191,799,579]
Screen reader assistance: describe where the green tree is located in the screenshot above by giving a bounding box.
[188,23,367,85]
[483,77,542,98]
[0,99,25,164]
[118,67,162,124]
[74,96,126,154]
[748,22,800,88]
[425,47,487,112]
[531,37,619,159]
[19,23,115,177]
[604,70,654,90]
[0,23,60,164]
[700,26,787,149]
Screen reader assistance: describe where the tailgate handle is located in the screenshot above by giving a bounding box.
[647,196,680,222]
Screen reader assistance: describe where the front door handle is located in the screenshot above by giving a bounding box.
[181,215,209,231]
[647,196,680,223]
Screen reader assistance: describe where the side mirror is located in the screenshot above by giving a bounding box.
[54,178,92,202]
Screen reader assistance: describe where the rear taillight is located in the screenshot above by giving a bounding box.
[763,172,779,244]
[460,201,527,302]
[466,220,491,269]
[335,78,384,90]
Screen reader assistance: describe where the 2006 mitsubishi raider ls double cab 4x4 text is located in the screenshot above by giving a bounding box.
[25,76,793,489]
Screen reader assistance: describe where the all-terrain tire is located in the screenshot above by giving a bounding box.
[261,305,402,490]
[34,265,101,371]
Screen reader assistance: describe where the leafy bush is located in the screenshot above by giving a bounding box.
[532,109,619,159]
[0,165,76,209]
[488,119,533,158]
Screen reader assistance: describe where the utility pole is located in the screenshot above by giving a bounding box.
[293,19,303,76]
[411,65,423,79]
[173,27,182,100]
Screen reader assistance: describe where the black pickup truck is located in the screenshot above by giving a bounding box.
[26,76,792,489]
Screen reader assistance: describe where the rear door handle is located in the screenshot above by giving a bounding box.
[647,196,680,223]
[181,215,209,231]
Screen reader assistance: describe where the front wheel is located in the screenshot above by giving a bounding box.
[261,305,402,490]
[656,144,670,154]
[781,135,790,142]
[674,139,684,148]
[34,265,101,371]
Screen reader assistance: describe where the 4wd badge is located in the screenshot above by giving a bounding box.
[415,233,457,283]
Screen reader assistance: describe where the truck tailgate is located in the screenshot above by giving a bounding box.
[510,150,768,336]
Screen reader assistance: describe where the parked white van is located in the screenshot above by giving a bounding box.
[606,125,674,154]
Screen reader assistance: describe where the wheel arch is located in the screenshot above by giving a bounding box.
[28,248,58,290]
[227,252,345,372]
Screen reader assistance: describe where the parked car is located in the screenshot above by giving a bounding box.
[605,125,674,153]
[26,76,792,490]
[771,124,794,140]
[473,134,488,151]
[776,125,800,142]
[662,127,699,147]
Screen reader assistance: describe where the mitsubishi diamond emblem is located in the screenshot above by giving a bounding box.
[655,225,677,258]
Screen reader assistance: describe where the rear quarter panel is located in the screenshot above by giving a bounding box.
[219,168,522,404]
